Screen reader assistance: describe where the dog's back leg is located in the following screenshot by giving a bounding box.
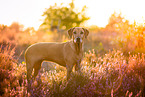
[26,61,34,92]
[33,61,42,78]
[26,62,34,82]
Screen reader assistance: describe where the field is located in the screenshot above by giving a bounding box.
[0,13,145,96]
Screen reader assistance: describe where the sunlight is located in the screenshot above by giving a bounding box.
[85,0,145,27]
[0,0,145,29]
[1,0,145,96]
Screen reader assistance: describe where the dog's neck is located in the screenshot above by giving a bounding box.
[69,40,84,55]
[74,42,83,55]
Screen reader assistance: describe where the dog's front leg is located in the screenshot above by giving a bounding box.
[66,63,73,80]
[75,60,82,73]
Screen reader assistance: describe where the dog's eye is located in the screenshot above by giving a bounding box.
[80,31,83,34]
[73,31,76,34]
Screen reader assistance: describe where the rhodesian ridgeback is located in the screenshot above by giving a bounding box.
[25,27,89,82]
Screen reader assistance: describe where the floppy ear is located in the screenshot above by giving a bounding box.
[68,27,75,38]
[82,28,89,38]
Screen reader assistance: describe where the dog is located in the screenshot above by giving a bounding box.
[25,27,89,82]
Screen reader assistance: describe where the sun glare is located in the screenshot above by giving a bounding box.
[1,0,145,96]
[0,0,145,29]
[85,0,145,27]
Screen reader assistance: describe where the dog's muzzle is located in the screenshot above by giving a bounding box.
[74,37,82,43]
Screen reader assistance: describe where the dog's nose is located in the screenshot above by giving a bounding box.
[76,37,80,42]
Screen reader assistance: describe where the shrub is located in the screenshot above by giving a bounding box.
[83,49,144,96]
[0,45,16,95]
[0,44,144,96]
[0,45,27,96]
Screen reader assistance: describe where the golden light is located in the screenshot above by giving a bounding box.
[0,0,145,29]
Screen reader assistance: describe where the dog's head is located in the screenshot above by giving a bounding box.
[68,27,89,43]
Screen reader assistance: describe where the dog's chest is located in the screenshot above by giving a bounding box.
[64,41,83,61]
[74,53,83,61]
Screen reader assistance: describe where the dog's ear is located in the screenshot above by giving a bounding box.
[82,28,89,38]
[68,27,75,38]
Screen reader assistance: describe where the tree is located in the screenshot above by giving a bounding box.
[9,22,23,33]
[105,12,127,33]
[41,0,90,30]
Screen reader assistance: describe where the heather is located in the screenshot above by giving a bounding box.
[0,12,145,96]
[0,45,144,96]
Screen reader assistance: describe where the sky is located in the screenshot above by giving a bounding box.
[0,0,145,30]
